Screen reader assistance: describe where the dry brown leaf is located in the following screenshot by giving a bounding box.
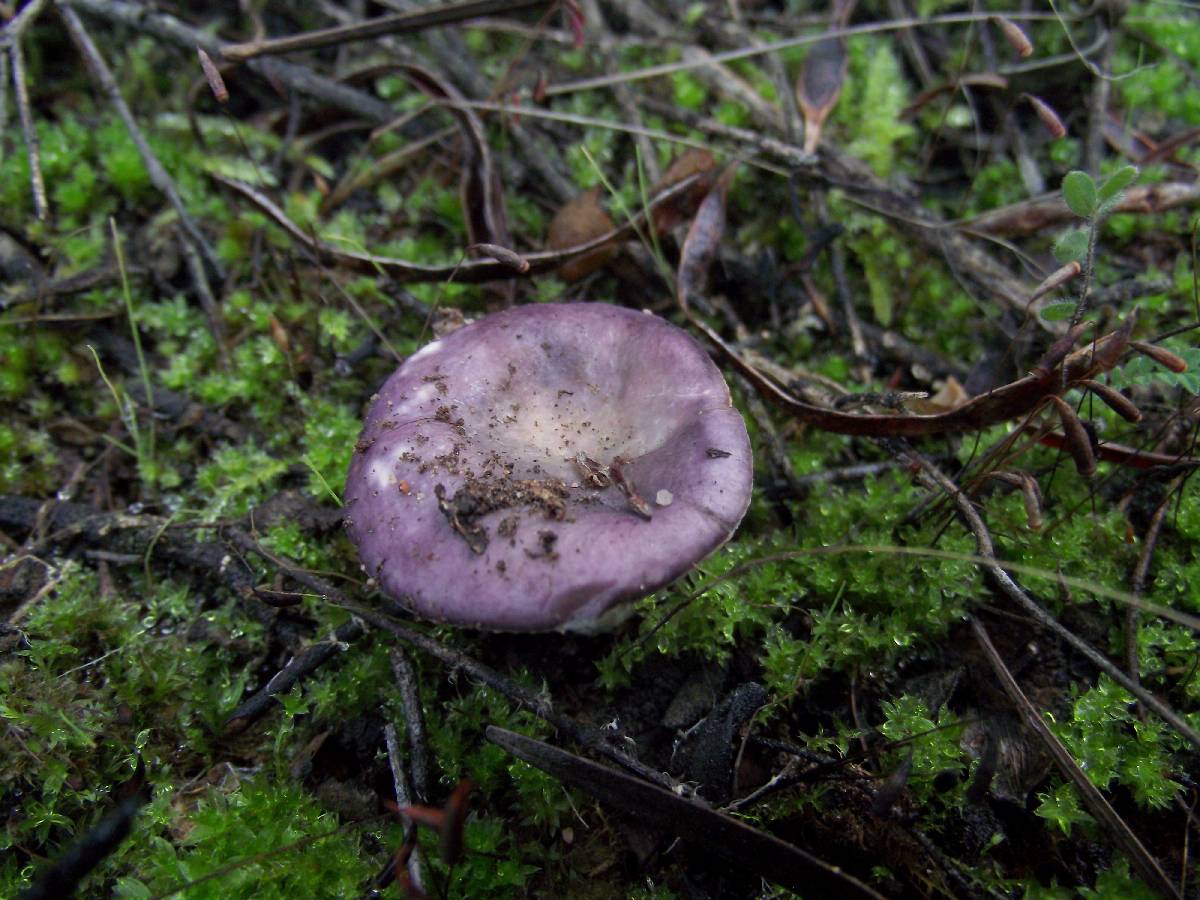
[795,36,847,155]
[906,376,969,414]
[547,187,618,281]
[677,167,736,308]
[650,148,717,234]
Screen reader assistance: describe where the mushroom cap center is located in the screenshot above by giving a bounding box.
[387,305,729,483]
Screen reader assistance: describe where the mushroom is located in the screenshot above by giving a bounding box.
[344,303,752,632]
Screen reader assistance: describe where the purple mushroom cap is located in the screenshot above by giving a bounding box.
[344,303,752,632]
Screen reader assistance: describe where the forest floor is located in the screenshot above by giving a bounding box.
[2,1,1200,897]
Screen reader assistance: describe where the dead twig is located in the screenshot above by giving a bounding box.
[0,43,8,147]
[318,1,576,204]
[1084,29,1113,177]
[2,1,54,217]
[1127,477,1184,715]
[21,759,151,900]
[814,191,871,374]
[214,526,679,790]
[1035,430,1200,471]
[64,0,397,122]
[342,600,682,791]
[9,38,47,220]
[390,648,431,805]
[58,4,229,359]
[617,0,785,134]
[392,63,510,257]
[0,260,134,311]
[487,726,886,899]
[220,0,554,61]
[642,97,1041,317]
[581,0,660,184]
[224,618,365,732]
[2,0,50,40]
[961,182,1200,237]
[383,722,425,894]
[214,169,709,284]
[688,305,1138,437]
[970,616,1180,900]
[58,5,221,277]
[905,451,1200,753]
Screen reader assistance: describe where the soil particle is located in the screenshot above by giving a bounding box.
[435,474,569,554]
[499,363,517,392]
[422,374,448,393]
[526,529,559,561]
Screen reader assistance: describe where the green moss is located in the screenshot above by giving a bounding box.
[879,694,967,785]
[671,72,708,110]
[376,674,602,895]
[113,778,373,899]
[98,122,152,202]
[1116,5,1200,125]
[598,472,978,696]
[1045,675,1183,810]
[301,397,360,501]
[835,39,915,177]
[1034,780,1095,836]
[964,159,1026,217]
[193,444,289,519]
[0,566,272,896]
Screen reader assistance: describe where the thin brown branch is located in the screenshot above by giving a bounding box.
[57,3,224,281]
[221,0,554,61]
[1127,477,1183,714]
[1036,430,1200,471]
[214,168,709,284]
[4,0,50,37]
[905,451,1200,753]
[342,600,683,791]
[687,308,1135,437]
[962,182,1200,237]
[213,525,680,791]
[970,616,1180,900]
[10,40,47,220]
[390,648,432,805]
[0,44,8,145]
[814,190,871,372]
[642,97,1040,317]
[224,618,365,732]
[543,10,1062,99]
[617,0,785,133]
[1084,32,1113,177]
[582,0,660,184]
[382,722,425,893]
[178,235,229,365]
[0,260,131,311]
[318,2,576,203]
[64,0,398,122]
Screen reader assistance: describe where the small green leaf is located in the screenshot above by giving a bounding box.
[1041,301,1076,321]
[1098,165,1138,203]
[1053,227,1089,264]
[1062,170,1098,218]
[1096,196,1123,219]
